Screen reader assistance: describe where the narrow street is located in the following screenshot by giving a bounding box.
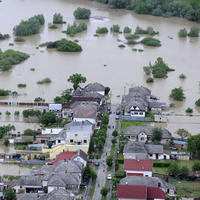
[92,105,117,200]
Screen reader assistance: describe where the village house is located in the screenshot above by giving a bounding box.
[171,151,190,160]
[123,141,170,160]
[173,140,187,150]
[123,126,172,144]
[119,176,176,197]
[12,160,83,196]
[117,185,166,200]
[124,159,153,177]
[17,188,75,200]
[48,104,62,112]
[123,86,168,118]
[154,114,168,123]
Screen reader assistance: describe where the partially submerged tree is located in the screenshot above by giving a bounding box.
[68,73,86,90]
[176,129,191,140]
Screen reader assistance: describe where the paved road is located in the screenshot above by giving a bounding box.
[92,105,117,200]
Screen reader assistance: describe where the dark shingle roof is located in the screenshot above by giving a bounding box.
[123,126,172,139]
[12,176,42,187]
[84,82,105,92]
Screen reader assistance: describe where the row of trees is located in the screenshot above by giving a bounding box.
[96,0,200,22]
[178,26,200,37]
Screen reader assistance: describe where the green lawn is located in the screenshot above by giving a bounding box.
[170,181,200,198]
[121,120,150,134]
[176,0,200,3]
[153,160,198,174]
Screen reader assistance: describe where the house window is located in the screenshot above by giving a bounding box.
[70,139,73,143]
[78,142,81,145]
[150,154,152,157]
[140,137,144,141]
[75,134,78,137]
[134,112,138,115]
[58,140,61,143]
[84,140,87,143]
[158,183,161,187]
[139,112,143,115]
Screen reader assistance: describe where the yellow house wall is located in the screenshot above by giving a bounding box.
[66,145,88,154]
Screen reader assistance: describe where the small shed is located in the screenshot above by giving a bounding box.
[49,104,62,112]
[154,115,168,123]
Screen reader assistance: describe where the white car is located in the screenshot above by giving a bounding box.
[107,174,112,180]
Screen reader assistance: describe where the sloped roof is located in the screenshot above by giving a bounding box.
[84,82,105,92]
[73,108,97,119]
[123,141,163,155]
[117,185,147,199]
[64,120,93,131]
[120,176,176,191]
[147,186,166,199]
[17,193,39,200]
[49,104,62,111]
[73,149,88,162]
[124,159,152,171]
[12,176,42,187]
[39,188,74,200]
[51,151,76,163]
[128,86,151,97]
[123,126,172,139]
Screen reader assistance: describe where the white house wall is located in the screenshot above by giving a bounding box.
[73,118,96,125]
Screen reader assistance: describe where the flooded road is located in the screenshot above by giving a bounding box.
[0,0,199,134]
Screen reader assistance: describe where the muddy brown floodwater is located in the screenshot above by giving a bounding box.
[0,0,199,154]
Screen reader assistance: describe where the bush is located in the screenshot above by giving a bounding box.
[5,111,11,116]
[13,14,44,36]
[0,49,29,71]
[40,112,57,126]
[188,26,199,37]
[179,73,186,79]
[53,13,64,24]
[135,26,158,36]
[168,162,179,176]
[178,28,187,38]
[152,128,162,143]
[14,111,20,116]
[65,23,87,36]
[112,130,118,137]
[143,57,174,78]
[73,7,91,19]
[118,44,125,48]
[96,27,108,34]
[40,39,82,52]
[146,77,154,83]
[37,78,51,84]
[14,37,25,42]
[185,107,193,113]
[179,166,189,178]
[125,34,140,40]
[24,129,37,136]
[153,162,171,168]
[17,83,26,88]
[48,23,58,29]
[141,37,161,47]
[111,24,120,33]
[195,99,200,107]
[123,26,132,33]
[34,97,45,102]
[106,155,113,167]
[170,87,185,101]
[192,162,200,172]
[0,33,10,40]
[22,109,41,118]
[0,89,10,96]
[101,187,108,196]
[4,138,9,146]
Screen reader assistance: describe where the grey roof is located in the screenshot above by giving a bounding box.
[84,82,105,92]
[124,141,147,154]
[123,126,172,139]
[145,144,163,154]
[71,101,99,110]
[12,176,42,187]
[17,194,39,200]
[128,86,151,97]
[124,141,163,154]
[47,172,81,187]
[72,87,103,99]
[39,188,75,200]
[120,176,176,191]
[73,149,88,161]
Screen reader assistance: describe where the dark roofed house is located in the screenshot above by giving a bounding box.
[117,185,165,200]
[17,193,39,200]
[72,149,88,167]
[120,176,176,197]
[117,185,147,200]
[84,82,105,95]
[124,159,153,177]
[123,126,172,144]
[123,141,166,160]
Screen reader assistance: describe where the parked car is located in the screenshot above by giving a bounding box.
[107,174,112,180]
[115,115,120,120]
[93,161,100,167]
[116,111,120,115]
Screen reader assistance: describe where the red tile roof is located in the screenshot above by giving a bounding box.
[147,186,166,199]
[117,185,165,199]
[124,159,153,171]
[117,185,147,199]
[51,151,76,163]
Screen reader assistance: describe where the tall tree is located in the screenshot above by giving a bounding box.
[68,73,86,90]
[152,128,163,143]
[176,128,191,140]
[3,188,16,200]
[187,134,200,158]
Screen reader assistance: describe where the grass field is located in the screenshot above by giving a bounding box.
[121,120,150,133]
[176,0,200,3]
[153,160,198,174]
[171,181,200,198]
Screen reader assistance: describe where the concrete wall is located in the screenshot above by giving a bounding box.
[66,145,88,153]
[73,117,96,125]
